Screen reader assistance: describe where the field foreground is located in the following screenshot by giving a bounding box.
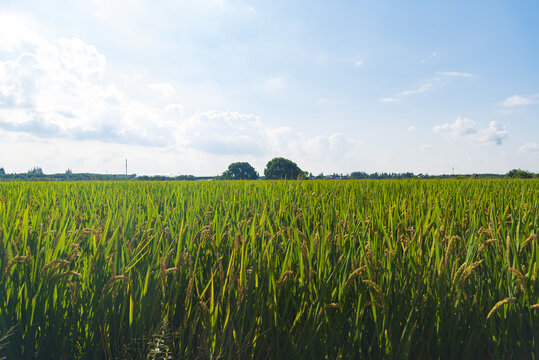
[1,179,538,359]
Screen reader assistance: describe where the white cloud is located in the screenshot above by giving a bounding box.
[175,111,363,164]
[474,122,508,146]
[436,71,473,78]
[355,60,363,67]
[433,117,507,146]
[0,22,182,146]
[400,82,434,96]
[177,111,268,155]
[502,94,539,107]
[149,82,175,97]
[421,51,439,63]
[419,144,432,151]
[408,126,415,131]
[262,76,286,93]
[517,142,539,153]
[0,12,44,52]
[434,117,478,137]
[380,71,472,103]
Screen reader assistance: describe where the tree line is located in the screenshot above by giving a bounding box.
[0,158,537,181]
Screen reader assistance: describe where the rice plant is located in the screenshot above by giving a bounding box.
[0,179,537,359]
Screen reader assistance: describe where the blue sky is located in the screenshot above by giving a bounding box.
[0,0,538,175]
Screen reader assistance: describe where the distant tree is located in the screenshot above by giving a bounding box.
[175,175,196,181]
[350,171,416,180]
[350,171,368,179]
[219,162,258,180]
[65,168,73,175]
[27,167,43,175]
[507,169,533,179]
[0,167,4,175]
[264,157,305,179]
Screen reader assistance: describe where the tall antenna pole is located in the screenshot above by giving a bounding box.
[126,158,128,176]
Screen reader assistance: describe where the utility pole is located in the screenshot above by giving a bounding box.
[125,158,128,176]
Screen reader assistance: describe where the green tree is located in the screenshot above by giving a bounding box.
[0,167,4,175]
[219,162,259,180]
[264,157,305,179]
[507,169,533,179]
[27,167,43,175]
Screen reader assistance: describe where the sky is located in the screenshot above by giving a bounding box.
[0,0,538,176]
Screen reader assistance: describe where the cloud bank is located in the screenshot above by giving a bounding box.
[0,14,366,174]
[0,29,179,146]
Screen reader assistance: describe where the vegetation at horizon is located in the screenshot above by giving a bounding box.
[0,159,537,182]
[0,179,538,359]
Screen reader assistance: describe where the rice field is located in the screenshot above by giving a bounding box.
[0,179,538,359]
